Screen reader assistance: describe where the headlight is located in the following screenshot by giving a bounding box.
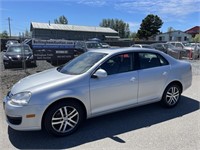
[9,92,31,106]
[3,55,9,60]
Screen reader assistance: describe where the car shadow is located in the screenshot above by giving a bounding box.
[8,96,199,149]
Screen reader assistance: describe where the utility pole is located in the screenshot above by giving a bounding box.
[8,17,11,37]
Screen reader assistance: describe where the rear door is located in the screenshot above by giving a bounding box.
[137,52,170,103]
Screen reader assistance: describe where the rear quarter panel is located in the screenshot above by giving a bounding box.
[166,60,192,92]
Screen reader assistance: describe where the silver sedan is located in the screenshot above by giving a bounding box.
[3,48,192,136]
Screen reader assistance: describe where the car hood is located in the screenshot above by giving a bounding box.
[11,68,75,94]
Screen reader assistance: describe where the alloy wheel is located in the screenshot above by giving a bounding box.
[166,86,180,106]
[51,106,79,133]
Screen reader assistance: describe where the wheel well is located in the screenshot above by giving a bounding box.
[167,81,183,93]
[41,98,87,129]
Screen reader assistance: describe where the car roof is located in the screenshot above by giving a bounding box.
[86,41,99,43]
[90,47,159,55]
[8,43,30,47]
[91,47,178,65]
[151,43,166,45]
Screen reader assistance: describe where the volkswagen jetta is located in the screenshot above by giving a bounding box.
[3,48,192,136]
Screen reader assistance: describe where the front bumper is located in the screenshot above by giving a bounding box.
[3,96,45,131]
[3,59,36,68]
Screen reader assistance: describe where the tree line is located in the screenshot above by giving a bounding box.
[52,14,163,39]
[1,14,199,42]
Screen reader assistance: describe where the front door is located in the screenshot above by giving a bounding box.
[89,53,139,115]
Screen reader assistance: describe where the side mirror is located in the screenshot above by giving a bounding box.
[92,69,107,78]
[3,49,7,52]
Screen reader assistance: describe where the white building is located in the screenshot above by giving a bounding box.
[155,30,192,42]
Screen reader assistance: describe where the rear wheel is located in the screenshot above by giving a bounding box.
[44,101,84,136]
[161,84,181,107]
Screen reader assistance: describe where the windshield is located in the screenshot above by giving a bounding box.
[86,42,102,48]
[183,43,192,47]
[58,52,107,75]
[7,45,32,53]
[142,45,152,48]
[167,43,176,49]
[7,40,18,44]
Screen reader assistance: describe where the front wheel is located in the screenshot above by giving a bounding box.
[161,84,181,107]
[43,101,84,137]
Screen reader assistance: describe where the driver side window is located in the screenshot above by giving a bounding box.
[100,53,134,75]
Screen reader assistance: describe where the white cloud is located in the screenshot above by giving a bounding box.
[64,0,107,7]
[77,0,106,6]
[115,0,200,21]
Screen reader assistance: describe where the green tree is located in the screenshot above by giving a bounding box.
[129,32,137,39]
[0,30,9,38]
[125,23,130,38]
[137,14,163,40]
[193,34,200,42]
[54,15,68,24]
[100,18,130,38]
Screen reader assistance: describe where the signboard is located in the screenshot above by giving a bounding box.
[32,39,75,49]
[32,39,77,61]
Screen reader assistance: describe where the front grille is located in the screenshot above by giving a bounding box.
[7,115,22,125]
[12,57,21,61]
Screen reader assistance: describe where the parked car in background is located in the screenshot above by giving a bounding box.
[167,42,195,59]
[85,41,103,50]
[190,43,200,59]
[151,43,187,59]
[131,44,153,48]
[100,42,110,48]
[5,40,19,48]
[3,47,192,137]
[151,43,169,53]
[76,41,103,51]
[167,42,193,50]
[3,44,36,69]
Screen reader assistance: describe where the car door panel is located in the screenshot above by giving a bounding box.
[90,71,139,115]
[138,65,170,103]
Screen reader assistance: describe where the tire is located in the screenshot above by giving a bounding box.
[43,101,85,137]
[161,84,181,108]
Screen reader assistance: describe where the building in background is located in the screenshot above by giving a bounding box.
[185,26,200,37]
[30,22,119,40]
[155,30,192,42]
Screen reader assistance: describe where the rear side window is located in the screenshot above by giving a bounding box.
[139,52,169,69]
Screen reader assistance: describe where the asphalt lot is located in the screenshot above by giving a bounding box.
[0,58,200,149]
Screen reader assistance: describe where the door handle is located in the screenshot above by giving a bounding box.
[163,72,168,76]
[130,77,136,82]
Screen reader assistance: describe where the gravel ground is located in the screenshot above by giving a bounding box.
[0,52,54,99]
